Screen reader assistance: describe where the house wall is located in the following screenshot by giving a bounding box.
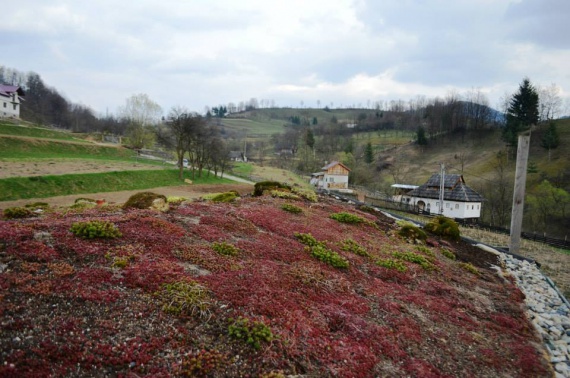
[1,92,21,118]
[406,196,481,219]
[323,173,349,189]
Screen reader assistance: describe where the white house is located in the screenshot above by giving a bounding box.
[310,161,351,192]
[400,174,484,220]
[0,85,25,118]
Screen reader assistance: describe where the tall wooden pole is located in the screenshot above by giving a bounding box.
[509,134,531,254]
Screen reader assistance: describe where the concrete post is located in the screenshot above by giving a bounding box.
[509,134,531,254]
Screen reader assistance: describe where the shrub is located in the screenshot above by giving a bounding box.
[253,181,291,196]
[212,242,239,257]
[157,280,212,318]
[459,262,480,276]
[210,191,240,203]
[441,248,456,260]
[397,223,427,243]
[393,251,435,271]
[228,317,274,350]
[3,207,35,219]
[376,258,407,272]
[123,192,168,210]
[340,239,369,257]
[70,220,122,239]
[309,244,349,269]
[424,216,460,241]
[281,203,303,214]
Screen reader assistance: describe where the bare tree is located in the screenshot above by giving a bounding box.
[538,83,563,124]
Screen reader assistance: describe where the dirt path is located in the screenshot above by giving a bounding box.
[0,159,168,178]
[0,183,254,210]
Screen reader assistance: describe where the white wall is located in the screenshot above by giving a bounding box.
[1,93,21,118]
[406,196,481,219]
[323,173,349,189]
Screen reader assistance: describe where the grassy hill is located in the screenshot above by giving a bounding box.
[0,192,551,377]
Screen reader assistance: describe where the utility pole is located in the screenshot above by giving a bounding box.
[439,163,445,215]
[509,133,531,254]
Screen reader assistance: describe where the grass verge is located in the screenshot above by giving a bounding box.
[0,169,234,201]
[0,136,134,160]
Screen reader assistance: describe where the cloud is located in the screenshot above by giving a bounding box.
[1,0,569,114]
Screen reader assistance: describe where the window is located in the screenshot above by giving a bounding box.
[13,104,17,110]
[477,205,480,209]
[330,177,335,183]
[455,204,459,209]
[446,203,450,208]
[3,103,6,108]
[436,202,439,207]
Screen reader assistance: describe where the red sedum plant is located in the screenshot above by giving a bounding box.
[0,195,551,377]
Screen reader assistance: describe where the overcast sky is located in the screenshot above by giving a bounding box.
[2,0,569,116]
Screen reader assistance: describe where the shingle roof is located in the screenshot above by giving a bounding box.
[0,85,25,98]
[406,173,484,202]
[321,161,351,172]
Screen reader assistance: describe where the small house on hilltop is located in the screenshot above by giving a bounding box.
[400,174,484,220]
[0,84,25,119]
[229,151,247,162]
[310,161,351,192]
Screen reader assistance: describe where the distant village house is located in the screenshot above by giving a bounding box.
[229,151,247,162]
[394,174,484,221]
[310,161,352,192]
[0,84,25,118]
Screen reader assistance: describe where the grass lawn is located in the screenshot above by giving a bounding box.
[0,169,234,201]
[0,136,136,161]
[0,123,89,143]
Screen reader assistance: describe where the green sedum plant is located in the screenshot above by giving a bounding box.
[212,241,239,257]
[294,232,323,248]
[157,280,212,318]
[441,248,456,260]
[228,317,274,350]
[291,187,318,202]
[459,262,480,276]
[253,181,291,196]
[308,244,349,269]
[330,212,367,224]
[393,251,435,271]
[271,190,300,200]
[210,191,240,203]
[397,222,427,243]
[340,239,369,257]
[281,203,303,214]
[70,220,122,239]
[3,207,35,219]
[376,258,407,272]
[424,216,460,241]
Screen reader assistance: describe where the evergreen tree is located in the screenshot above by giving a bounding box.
[417,126,428,146]
[502,78,539,147]
[540,122,560,161]
[364,141,374,164]
[304,128,315,150]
